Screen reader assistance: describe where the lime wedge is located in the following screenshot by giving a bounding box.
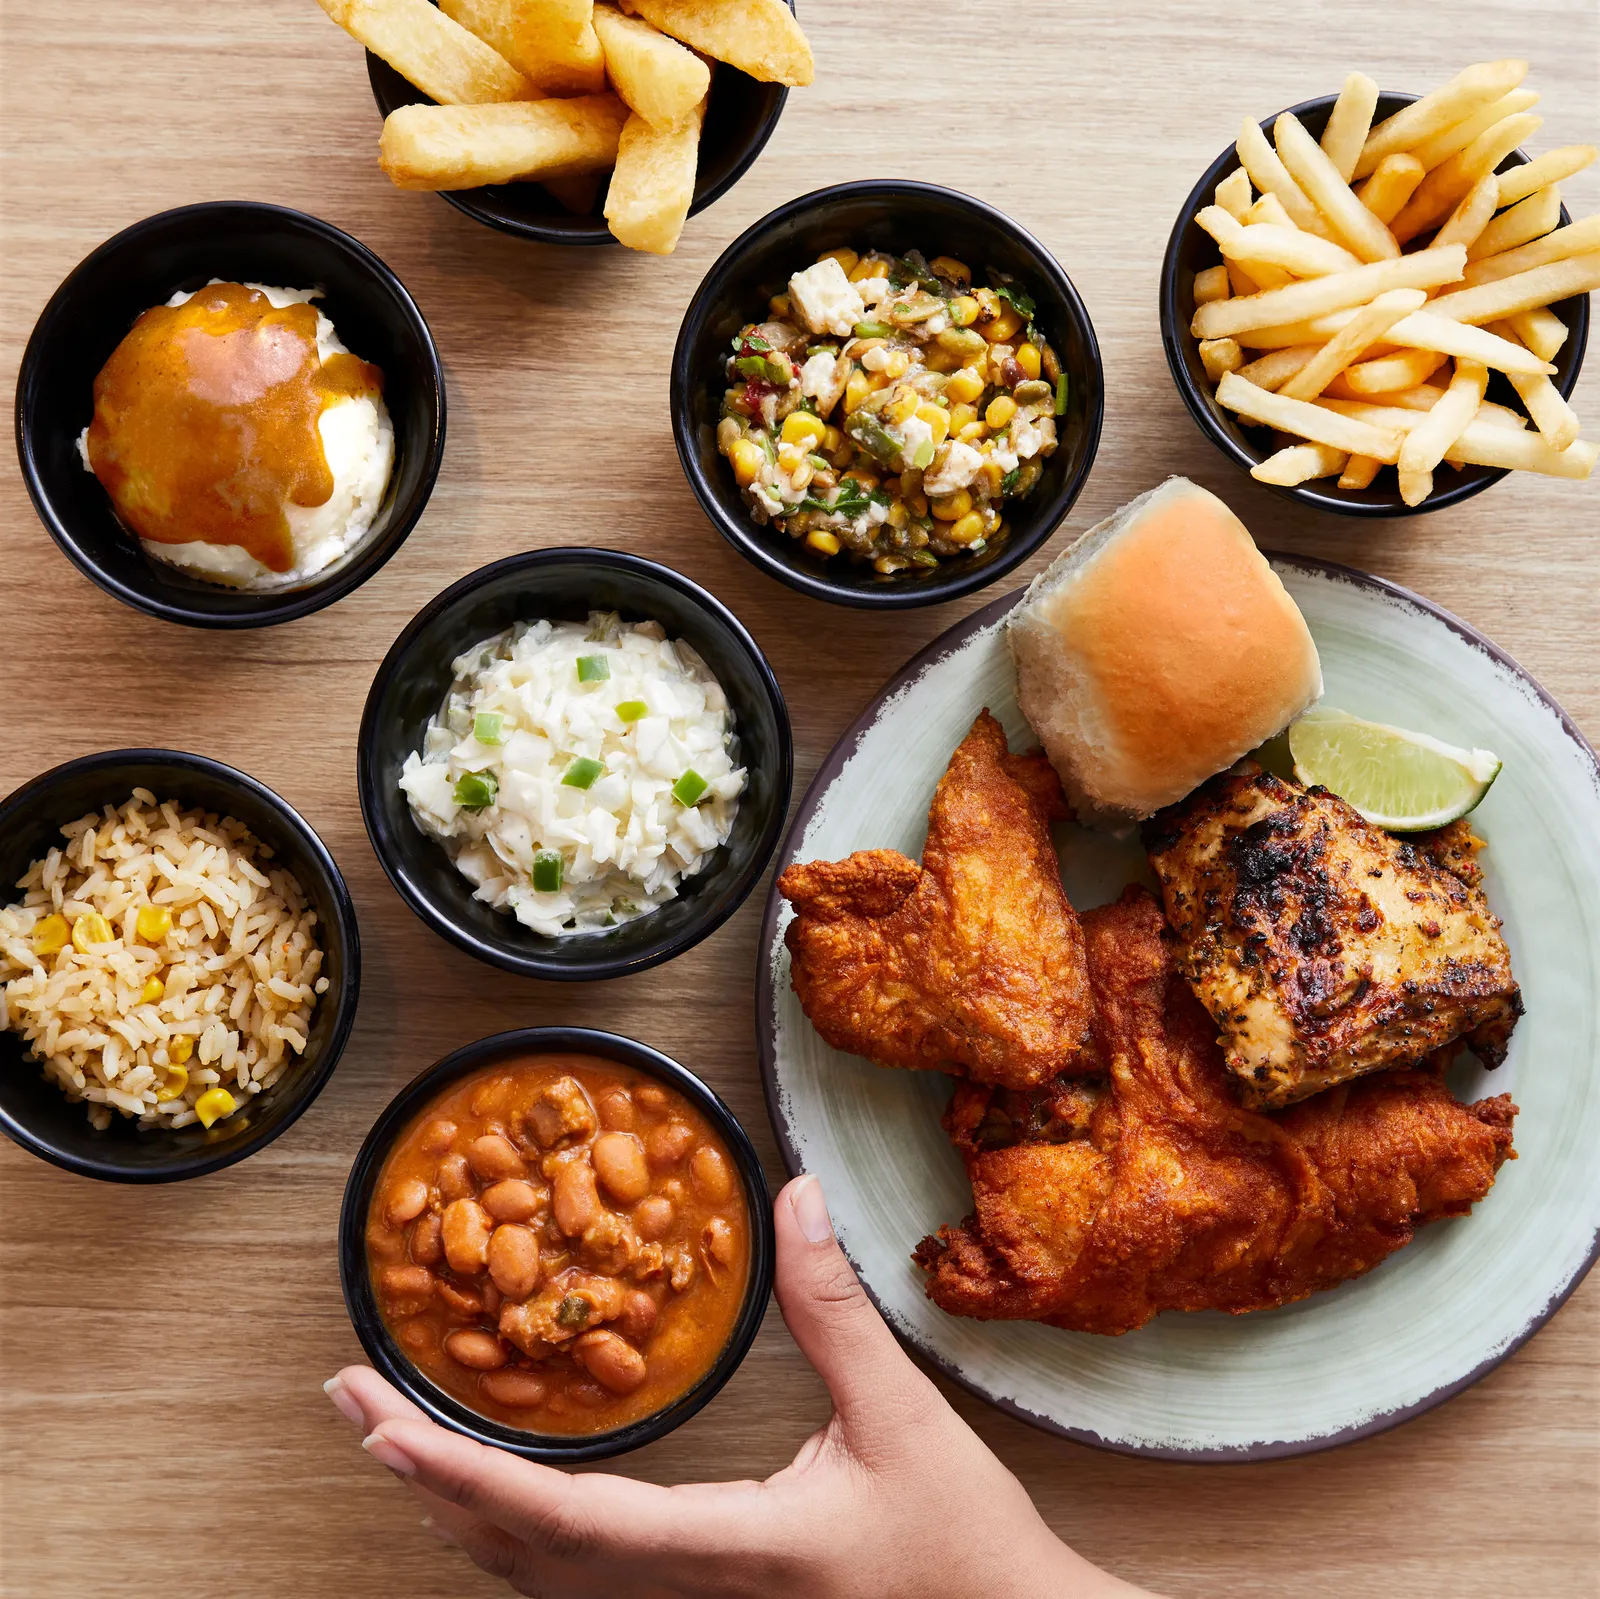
[1288,707,1501,831]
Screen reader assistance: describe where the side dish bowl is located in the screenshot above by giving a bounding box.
[0,748,360,1182]
[15,201,445,627]
[1159,92,1590,517]
[671,180,1105,608]
[338,1025,775,1462]
[358,547,792,980]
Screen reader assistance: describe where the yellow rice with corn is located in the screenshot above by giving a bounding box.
[0,791,327,1131]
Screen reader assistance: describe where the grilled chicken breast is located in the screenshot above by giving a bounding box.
[1144,769,1521,1109]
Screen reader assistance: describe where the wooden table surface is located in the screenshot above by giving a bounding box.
[2,2,1597,1594]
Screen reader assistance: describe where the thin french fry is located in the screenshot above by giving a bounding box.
[622,0,813,86]
[1194,206,1291,288]
[1244,192,1297,230]
[1324,395,1525,430]
[1275,111,1399,261]
[1199,338,1244,383]
[1214,167,1254,220]
[1495,145,1596,208]
[1391,112,1543,243]
[1193,265,1231,305]
[316,0,536,104]
[1492,323,1581,449]
[1225,222,1363,277]
[379,95,627,189]
[1237,345,1321,390]
[1338,454,1382,489]
[1382,308,1555,375]
[1507,306,1569,362]
[1191,246,1466,339]
[1216,371,1404,461]
[592,3,709,127]
[603,96,706,253]
[440,0,605,92]
[1431,252,1600,326]
[1280,288,1427,401]
[1398,360,1488,504]
[1467,186,1564,262]
[1252,442,1348,485]
[1357,154,1426,224]
[1236,117,1334,238]
[1354,59,1528,178]
[1406,88,1540,172]
[1444,420,1597,478]
[1226,258,1264,298]
[1320,72,1379,183]
[1341,347,1448,394]
[1462,215,1600,286]
[1431,174,1500,253]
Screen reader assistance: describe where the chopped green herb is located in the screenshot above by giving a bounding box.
[576,654,610,683]
[734,354,791,385]
[453,772,498,810]
[1000,466,1022,494]
[992,280,1037,322]
[472,712,505,745]
[852,320,893,339]
[734,330,771,353]
[556,1294,591,1330]
[672,770,709,806]
[800,476,883,518]
[1054,373,1070,416]
[562,757,604,790]
[615,700,649,723]
[532,850,564,893]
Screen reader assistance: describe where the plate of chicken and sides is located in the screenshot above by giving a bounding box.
[754,497,1600,1460]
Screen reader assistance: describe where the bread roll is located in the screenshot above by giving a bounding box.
[1007,477,1322,827]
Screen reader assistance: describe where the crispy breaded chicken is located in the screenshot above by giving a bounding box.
[779,711,1094,1090]
[913,888,1517,1335]
[1144,769,1522,1109]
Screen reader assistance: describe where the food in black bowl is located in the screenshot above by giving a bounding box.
[339,1026,775,1461]
[672,181,1104,608]
[1160,64,1593,517]
[359,547,792,980]
[0,749,360,1182]
[15,201,445,627]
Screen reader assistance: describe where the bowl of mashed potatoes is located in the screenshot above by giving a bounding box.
[16,201,445,628]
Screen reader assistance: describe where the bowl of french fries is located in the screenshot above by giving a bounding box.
[1160,61,1595,514]
[315,0,809,253]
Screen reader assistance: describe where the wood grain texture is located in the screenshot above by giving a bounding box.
[0,2,1595,1595]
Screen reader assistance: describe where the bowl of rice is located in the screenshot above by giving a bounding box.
[358,548,792,981]
[0,750,360,1181]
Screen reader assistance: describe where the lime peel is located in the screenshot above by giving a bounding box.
[1288,707,1501,832]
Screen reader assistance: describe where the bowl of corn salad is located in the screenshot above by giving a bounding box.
[672,182,1104,609]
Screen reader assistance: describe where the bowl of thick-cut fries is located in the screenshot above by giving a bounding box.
[315,0,809,252]
[1160,61,1595,514]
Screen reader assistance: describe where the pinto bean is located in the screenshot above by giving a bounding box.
[595,1088,636,1132]
[633,1194,674,1242]
[703,1215,737,1269]
[487,1224,541,1301]
[444,1328,508,1371]
[420,1118,458,1155]
[617,1289,658,1342]
[437,1152,474,1202]
[689,1144,734,1203]
[645,1120,695,1171]
[480,1369,548,1408]
[553,1160,600,1238]
[410,1210,444,1267]
[592,1132,651,1205]
[441,1198,493,1274]
[435,1279,482,1318]
[468,1133,527,1182]
[483,1178,542,1222]
[384,1177,430,1227]
[379,1264,435,1300]
[634,1083,668,1113]
[572,1329,648,1396]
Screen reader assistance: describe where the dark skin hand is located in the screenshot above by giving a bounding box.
[327,1175,1158,1599]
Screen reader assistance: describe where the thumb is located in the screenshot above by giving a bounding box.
[773,1174,937,1428]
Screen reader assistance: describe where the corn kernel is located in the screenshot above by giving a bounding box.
[974,287,1002,319]
[931,489,973,521]
[843,468,880,490]
[985,307,1025,343]
[777,441,808,473]
[32,913,70,957]
[908,492,930,517]
[768,293,792,318]
[949,511,986,545]
[781,411,827,449]
[822,425,843,452]
[169,1035,193,1066]
[949,295,980,328]
[71,913,114,954]
[916,404,950,445]
[948,402,979,434]
[155,1063,188,1103]
[986,395,1018,430]
[1016,343,1043,380]
[887,501,910,530]
[139,976,165,1005]
[729,439,765,487]
[867,369,892,393]
[981,504,1003,534]
[844,371,873,413]
[945,366,985,404]
[195,1087,236,1129]
[848,257,880,282]
[887,391,919,425]
[883,350,911,380]
[980,461,1007,496]
[805,530,841,556]
[929,255,971,285]
[820,247,858,275]
[957,421,988,443]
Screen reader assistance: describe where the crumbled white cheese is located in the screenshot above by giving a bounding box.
[920,312,950,337]
[789,258,866,338]
[800,350,849,414]
[923,440,985,495]
[897,413,934,465]
[861,345,893,372]
[1011,414,1055,460]
[855,275,891,306]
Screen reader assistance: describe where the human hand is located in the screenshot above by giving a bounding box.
[326,1173,1154,1599]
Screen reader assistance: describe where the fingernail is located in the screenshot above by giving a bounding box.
[362,1431,418,1477]
[421,1516,458,1548]
[793,1174,834,1244]
[323,1376,363,1427]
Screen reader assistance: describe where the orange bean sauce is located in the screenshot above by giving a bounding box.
[366,1055,751,1437]
[84,282,383,572]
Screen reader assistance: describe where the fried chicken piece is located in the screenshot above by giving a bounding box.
[779,711,1093,1089]
[913,888,1517,1334]
[1144,769,1522,1109]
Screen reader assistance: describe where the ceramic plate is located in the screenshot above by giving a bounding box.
[756,554,1600,1460]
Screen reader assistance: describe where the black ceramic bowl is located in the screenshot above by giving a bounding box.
[671,180,1106,608]
[359,548,792,980]
[338,1025,775,1462]
[1160,92,1590,517]
[15,202,445,627]
[364,2,793,246]
[0,749,360,1182]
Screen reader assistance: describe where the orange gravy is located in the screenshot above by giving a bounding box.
[85,282,382,573]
